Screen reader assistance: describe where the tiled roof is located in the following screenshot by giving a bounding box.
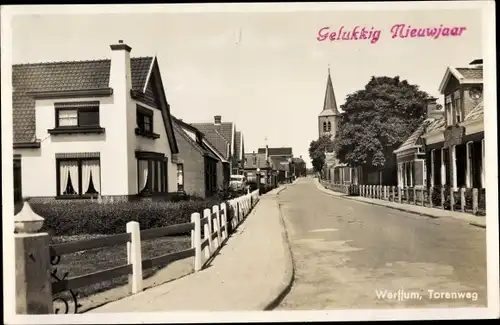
[423,116,446,135]
[456,68,483,80]
[191,122,234,160]
[270,156,289,171]
[172,120,218,161]
[292,157,305,164]
[257,147,293,156]
[394,118,434,154]
[244,153,270,169]
[462,101,484,123]
[234,131,242,160]
[12,57,153,144]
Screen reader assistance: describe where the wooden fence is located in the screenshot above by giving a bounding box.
[15,189,260,314]
[321,181,486,216]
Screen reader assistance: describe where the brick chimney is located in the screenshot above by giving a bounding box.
[426,97,443,119]
[265,145,269,162]
[214,115,222,125]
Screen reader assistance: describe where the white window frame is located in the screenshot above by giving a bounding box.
[465,141,473,188]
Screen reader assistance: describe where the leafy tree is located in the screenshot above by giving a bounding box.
[308,135,334,173]
[333,76,433,171]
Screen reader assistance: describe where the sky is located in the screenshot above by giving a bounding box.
[10,7,482,168]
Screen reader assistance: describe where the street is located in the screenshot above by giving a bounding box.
[276,177,487,309]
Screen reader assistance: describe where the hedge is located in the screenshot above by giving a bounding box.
[33,197,224,236]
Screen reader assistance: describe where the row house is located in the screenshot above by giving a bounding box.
[257,147,293,182]
[291,157,307,178]
[171,117,225,198]
[393,98,444,188]
[395,59,484,194]
[13,40,181,202]
[191,115,245,183]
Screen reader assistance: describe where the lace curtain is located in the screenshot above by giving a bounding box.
[82,160,101,194]
[138,160,148,192]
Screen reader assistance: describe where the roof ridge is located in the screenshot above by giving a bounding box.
[13,56,153,67]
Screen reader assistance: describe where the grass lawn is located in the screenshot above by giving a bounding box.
[50,234,191,313]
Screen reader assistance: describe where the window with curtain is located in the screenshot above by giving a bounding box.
[177,164,184,192]
[136,158,166,194]
[137,160,149,193]
[57,158,100,196]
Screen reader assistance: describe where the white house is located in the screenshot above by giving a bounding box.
[12,40,180,201]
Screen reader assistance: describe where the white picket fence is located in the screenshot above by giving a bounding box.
[126,189,260,294]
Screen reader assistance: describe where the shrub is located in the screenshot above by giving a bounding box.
[33,197,223,236]
[216,187,246,201]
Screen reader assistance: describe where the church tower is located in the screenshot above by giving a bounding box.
[318,68,341,140]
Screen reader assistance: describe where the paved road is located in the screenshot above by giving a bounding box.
[276,177,487,309]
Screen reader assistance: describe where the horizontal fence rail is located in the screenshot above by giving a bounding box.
[41,187,264,314]
[140,222,195,241]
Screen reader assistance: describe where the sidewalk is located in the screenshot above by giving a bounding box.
[315,180,486,229]
[88,187,291,313]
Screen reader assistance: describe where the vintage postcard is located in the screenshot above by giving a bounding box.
[2,1,498,324]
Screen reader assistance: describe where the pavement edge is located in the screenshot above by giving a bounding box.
[257,188,295,311]
[315,179,487,228]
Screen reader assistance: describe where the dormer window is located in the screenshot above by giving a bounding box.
[48,101,104,135]
[136,105,159,139]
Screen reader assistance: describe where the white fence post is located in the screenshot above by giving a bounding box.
[126,221,143,294]
[214,205,222,249]
[203,208,212,260]
[221,203,228,241]
[190,212,202,272]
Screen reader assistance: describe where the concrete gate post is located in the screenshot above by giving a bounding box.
[14,202,53,314]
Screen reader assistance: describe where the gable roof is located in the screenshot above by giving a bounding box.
[292,157,305,164]
[243,153,271,169]
[270,156,289,171]
[12,56,179,154]
[319,68,340,116]
[257,147,293,156]
[191,122,234,160]
[394,118,435,154]
[172,118,218,161]
[438,65,483,94]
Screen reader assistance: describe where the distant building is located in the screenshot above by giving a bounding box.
[191,115,244,187]
[317,68,360,184]
[172,117,224,198]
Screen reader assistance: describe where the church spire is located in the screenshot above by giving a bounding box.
[321,67,340,115]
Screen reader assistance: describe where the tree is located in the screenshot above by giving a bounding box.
[308,135,334,173]
[332,76,433,172]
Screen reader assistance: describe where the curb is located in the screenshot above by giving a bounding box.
[469,221,486,229]
[315,180,442,219]
[257,202,295,311]
[275,186,287,195]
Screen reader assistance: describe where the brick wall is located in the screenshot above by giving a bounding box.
[174,128,206,198]
[216,161,224,189]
